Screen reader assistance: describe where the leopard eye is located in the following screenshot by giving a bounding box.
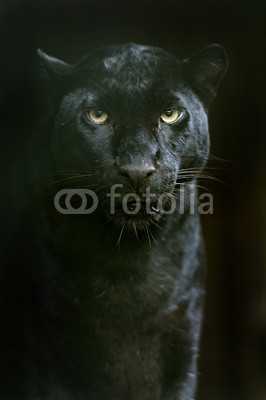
[87,109,108,124]
[160,109,181,124]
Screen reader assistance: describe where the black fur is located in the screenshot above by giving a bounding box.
[0,43,227,399]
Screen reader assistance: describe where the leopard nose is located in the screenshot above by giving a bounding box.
[119,165,156,189]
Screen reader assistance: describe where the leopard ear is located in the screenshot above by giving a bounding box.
[183,44,228,107]
[37,49,73,81]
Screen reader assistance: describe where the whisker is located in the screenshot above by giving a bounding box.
[166,190,191,207]
[145,226,151,248]
[206,153,232,163]
[148,227,158,246]
[193,184,212,193]
[88,80,108,95]
[43,170,96,176]
[150,220,162,231]
[175,170,230,187]
[39,174,96,190]
[40,183,105,202]
[198,174,231,186]
[133,224,139,243]
[116,225,125,248]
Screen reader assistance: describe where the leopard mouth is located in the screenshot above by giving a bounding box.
[106,198,162,230]
[123,200,160,214]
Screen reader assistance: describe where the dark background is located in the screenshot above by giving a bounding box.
[0,0,265,399]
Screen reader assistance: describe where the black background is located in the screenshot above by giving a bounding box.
[0,0,265,399]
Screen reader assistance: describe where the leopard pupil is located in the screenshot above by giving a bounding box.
[95,110,103,118]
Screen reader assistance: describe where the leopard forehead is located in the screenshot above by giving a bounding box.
[77,43,181,90]
[102,44,172,71]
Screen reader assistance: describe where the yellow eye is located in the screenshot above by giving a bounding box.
[160,109,181,124]
[88,110,108,124]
